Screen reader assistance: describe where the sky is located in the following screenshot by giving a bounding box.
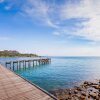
[0,0,100,56]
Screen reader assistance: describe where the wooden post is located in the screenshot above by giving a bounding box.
[33,60,34,67]
[5,62,7,68]
[24,61,26,69]
[38,60,40,65]
[39,60,41,65]
[19,61,21,69]
[28,61,30,67]
[36,60,38,66]
[17,61,18,70]
[34,61,36,66]
[23,60,24,68]
[10,62,12,69]
[6,62,12,69]
[13,62,14,71]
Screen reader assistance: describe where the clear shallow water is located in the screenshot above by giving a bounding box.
[1,57,100,91]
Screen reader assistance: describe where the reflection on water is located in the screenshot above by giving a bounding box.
[1,57,100,91]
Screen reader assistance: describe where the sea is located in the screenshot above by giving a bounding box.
[0,56,100,91]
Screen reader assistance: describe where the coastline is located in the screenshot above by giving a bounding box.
[50,80,100,100]
[1,56,100,100]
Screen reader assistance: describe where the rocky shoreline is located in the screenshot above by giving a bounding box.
[50,80,100,100]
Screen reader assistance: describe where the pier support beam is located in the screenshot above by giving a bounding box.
[5,58,51,71]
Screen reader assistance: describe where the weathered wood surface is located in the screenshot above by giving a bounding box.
[0,65,57,100]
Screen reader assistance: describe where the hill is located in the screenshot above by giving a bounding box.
[0,50,38,57]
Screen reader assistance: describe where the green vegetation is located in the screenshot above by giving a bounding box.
[0,50,38,57]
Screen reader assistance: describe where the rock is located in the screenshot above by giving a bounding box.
[89,92,97,99]
[81,91,86,96]
[92,85,100,89]
[80,84,87,89]
[84,81,88,84]
[74,86,82,91]
[74,90,78,94]
[98,93,100,97]
[92,83,98,85]
[51,80,100,100]
[79,95,86,100]
[84,81,93,86]
[88,89,93,92]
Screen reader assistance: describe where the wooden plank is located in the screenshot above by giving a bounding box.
[0,65,57,100]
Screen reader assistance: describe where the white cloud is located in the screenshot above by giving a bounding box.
[2,0,100,42]
[25,0,99,42]
[60,0,100,41]
[22,0,58,28]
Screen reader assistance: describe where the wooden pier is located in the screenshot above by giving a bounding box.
[0,64,57,100]
[5,58,51,71]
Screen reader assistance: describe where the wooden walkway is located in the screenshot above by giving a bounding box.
[0,65,57,100]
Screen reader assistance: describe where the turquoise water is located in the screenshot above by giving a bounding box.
[1,57,100,91]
